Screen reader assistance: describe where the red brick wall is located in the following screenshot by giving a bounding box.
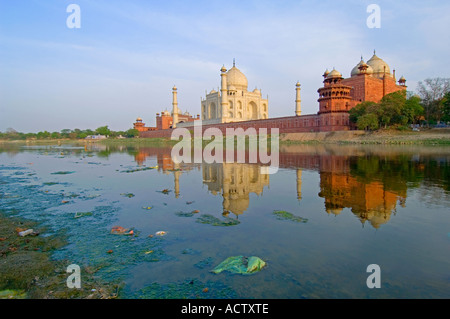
[139,113,354,139]
[342,75,407,105]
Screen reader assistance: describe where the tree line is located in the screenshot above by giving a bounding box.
[0,126,139,141]
[349,77,450,130]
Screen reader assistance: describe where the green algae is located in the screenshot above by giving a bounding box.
[129,278,237,299]
[121,166,158,173]
[195,214,240,226]
[51,171,75,175]
[0,212,119,299]
[273,210,308,223]
[120,193,135,198]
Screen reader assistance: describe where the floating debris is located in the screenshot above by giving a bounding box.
[17,229,36,237]
[121,166,158,173]
[120,193,135,198]
[196,214,240,227]
[212,256,266,275]
[175,210,200,217]
[175,211,195,217]
[110,226,134,235]
[181,248,201,255]
[186,201,195,205]
[155,231,167,236]
[142,206,153,210]
[74,212,93,219]
[273,210,308,223]
[51,171,75,175]
[156,189,171,195]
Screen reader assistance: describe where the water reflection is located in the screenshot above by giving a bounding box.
[203,163,269,216]
[2,142,449,229]
[130,144,449,228]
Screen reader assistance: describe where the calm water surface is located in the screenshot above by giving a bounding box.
[0,143,449,299]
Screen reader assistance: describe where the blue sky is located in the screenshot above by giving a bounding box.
[1,0,449,133]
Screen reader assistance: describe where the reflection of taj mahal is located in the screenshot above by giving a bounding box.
[203,163,269,216]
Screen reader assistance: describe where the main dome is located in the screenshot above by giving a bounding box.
[367,53,391,78]
[227,66,248,90]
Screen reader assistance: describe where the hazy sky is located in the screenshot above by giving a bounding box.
[1,0,449,133]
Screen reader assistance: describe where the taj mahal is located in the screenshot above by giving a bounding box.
[135,51,407,136]
[201,60,269,125]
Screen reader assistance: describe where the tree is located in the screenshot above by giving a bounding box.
[416,78,450,125]
[439,91,450,123]
[403,95,424,124]
[378,90,406,127]
[36,131,50,139]
[349,101,376,124]
[125,128,139,138]
[357,113,379,131]
[95,126,111,136]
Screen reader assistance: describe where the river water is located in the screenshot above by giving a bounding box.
[0,143,449,299]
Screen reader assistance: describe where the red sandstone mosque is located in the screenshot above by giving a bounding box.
[134,51,407,137]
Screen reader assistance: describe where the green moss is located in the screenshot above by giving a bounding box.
[0,212,120,299]
[273,210,308,223]
[195,214,240,226]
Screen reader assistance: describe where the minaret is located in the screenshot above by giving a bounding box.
[296,169,302,201]
[295,82,301,116]
[172,85,178,128]
[174,168,181,198]
[220,65,228,121]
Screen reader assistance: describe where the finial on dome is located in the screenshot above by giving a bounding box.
[233,58,235,67]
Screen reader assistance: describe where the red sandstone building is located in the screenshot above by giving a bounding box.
[136,52,407,137]
[134,110,198,132]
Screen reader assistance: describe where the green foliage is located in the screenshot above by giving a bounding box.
[349,101,376,124]
[442,92,450,123]
[416,77,450,124]
[357,113,379,131]
[350,90,426,130]
[95,126,111,136]
[403,95,424,124]
[125,128,139,138]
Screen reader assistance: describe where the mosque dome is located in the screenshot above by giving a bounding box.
[327,68,342,79]
[367,52,391,77]
[351,58,374,76]
[227,66,248,90]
